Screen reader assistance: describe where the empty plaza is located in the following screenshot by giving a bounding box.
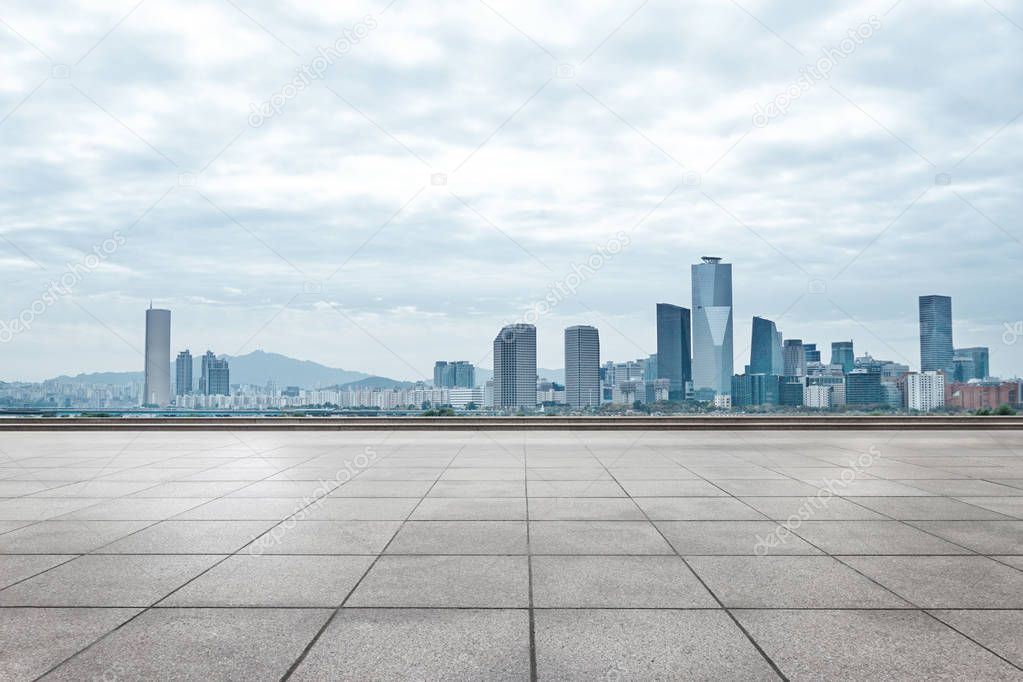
[1,427,1022,680]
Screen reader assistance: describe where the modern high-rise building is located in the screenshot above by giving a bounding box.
[731,373,779,407]
[831,341,855,373]
[564,325,600,409]
[175,350,193,397]
[803,343,821,364]
[846,369,882,405]
[433,361,476,388]
[143,305,171,406]
[954,347,989,380]
[493,324,537,409]
[691,257,733,396]
[907,371,946,412]
[200,351,230,396]
[749,316,782,375]
[783,339,807,377]
[655,303,692,400]
[919,295,954,375]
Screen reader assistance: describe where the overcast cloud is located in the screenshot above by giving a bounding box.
[1,0,1021,382]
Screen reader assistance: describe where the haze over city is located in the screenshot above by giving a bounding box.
[1,1,1021,382]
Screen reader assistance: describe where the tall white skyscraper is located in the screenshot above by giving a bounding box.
[691,256,733,396]
[565,325,600,409]
[143,305,171,406]
[493,324,537,409]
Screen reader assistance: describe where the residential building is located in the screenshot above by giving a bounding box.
[919,295,954,375]
[804,384,833,409]
[691,257,733,396]
[907,371,946,411]
[565,325,600,409]
[200,351,230,396]
[433,361,476,388]
[493,324,537,410]
[655,303,691,399]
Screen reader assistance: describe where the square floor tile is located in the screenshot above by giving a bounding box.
[526,481,626,497]
[847,497,1011,520]
[42,608,330,682]
[532,555,717,607]
[160,555,373,607]
[635,497,766,520]
[98,520,277,554]
[735,609,1021,680]
[840,555,1023,608]
[906,520,1023,554]
[929,609,1023,668]
[686,556,908,608]
[529,521,673,554]
[302,497,420,520]
[0,607,139,681]
[173,498,307,520]
[386,521,527,554]
[0,554,222,606]
[290,609,530,680]
[0,520,152,554]
[0,554,74,589]
[527,497,643,520]
[618,480,727,497]
[247,520,401,555]
[656,521,821,555]
[428,481,525,497]
[332,480,434,497]
[346,555,529,607]
[790,521,972,555]
[534,610,777,680]
[954,497,1023,519]
[410,497,527,520]
[739,496,886,520]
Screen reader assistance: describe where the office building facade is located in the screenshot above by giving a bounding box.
[493,324,537,409]
[655,303,691,399]
[831,341,855,373]
[564,325,600,409]
[919,295,954,375]
[175,350,193,397]
[954,347,989,380]
[691,257,733,396]
[749,316,782,375]
[783,339,807,377]
[143,306,171,406]
[433,361,476,388]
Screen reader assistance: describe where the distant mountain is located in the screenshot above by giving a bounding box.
[475,368,564,385]
[43,351,400,390]
[220,351,371,388]
[335,376,412,390]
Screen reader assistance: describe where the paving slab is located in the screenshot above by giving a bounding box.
[735,609,1023,681]
[346,555,529,607]
[290,609,530,681]
[385,521,528,554]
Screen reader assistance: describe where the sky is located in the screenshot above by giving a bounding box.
[1,0,1021,383]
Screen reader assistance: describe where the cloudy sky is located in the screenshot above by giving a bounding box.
[1,0,1021,382]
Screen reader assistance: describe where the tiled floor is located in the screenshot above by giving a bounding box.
[1,429,1022,680]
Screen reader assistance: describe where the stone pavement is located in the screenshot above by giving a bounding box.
[1,429,1022,680]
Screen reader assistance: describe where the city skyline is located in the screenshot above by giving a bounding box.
[1,3,1020,384]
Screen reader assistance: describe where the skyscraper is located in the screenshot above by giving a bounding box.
[493,324,537,409]
[803,343,821,364]
[175,350,193,397]
[143,305,171,406]
[783,339,806,377]
[200,351,230,396]
[691,257,733,396]
[564,325,600,409]
[919,295,954,375]
[749,316,782,375]
[831,341,854,373]
[655,303,692,399]
[954,347,989,380]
